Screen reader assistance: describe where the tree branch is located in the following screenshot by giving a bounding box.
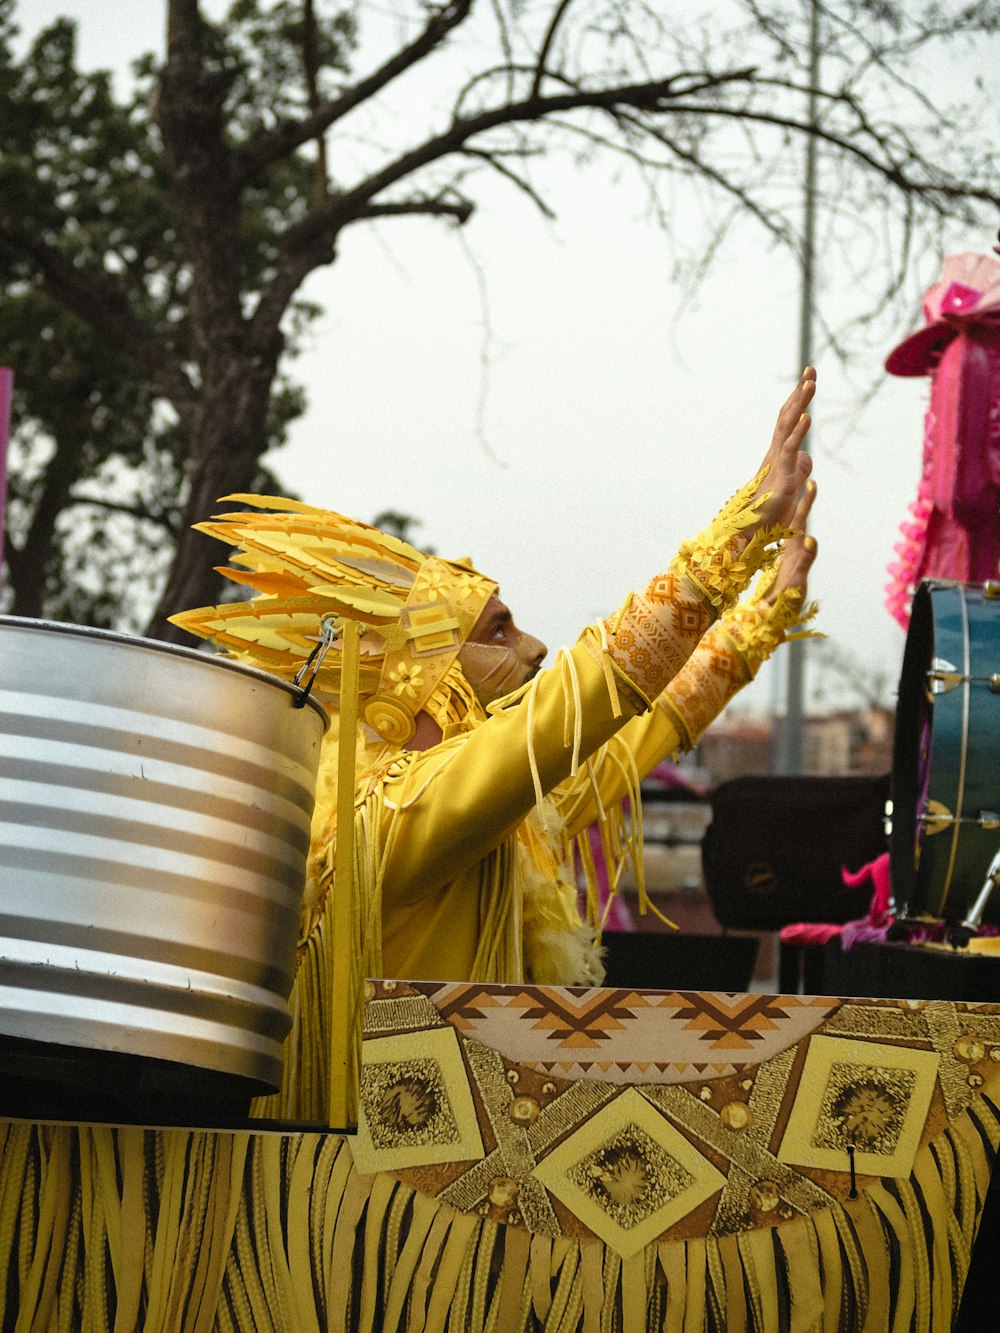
[234,0,475,186]
[662,100,1000,213]
[277,69,759,254]
[459,148,557,219]
[531,0,577,99]
[68,494,177,532]
[0,215,196,419]
[346,196,476,225]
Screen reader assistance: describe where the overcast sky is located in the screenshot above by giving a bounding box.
[13,1,1000,717]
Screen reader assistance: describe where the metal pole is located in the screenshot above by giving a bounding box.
[779,0,819,775]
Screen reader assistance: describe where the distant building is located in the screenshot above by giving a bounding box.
[693,705,893,785]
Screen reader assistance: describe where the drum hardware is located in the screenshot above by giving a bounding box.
[916,807,1000,832]
[950,846,1000,949]
[983,581,1000,600]
[926,666,1000,694]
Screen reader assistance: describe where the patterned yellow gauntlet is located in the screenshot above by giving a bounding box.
[657,567,822,750]
[601,468,791,704]
[673,467,792,614]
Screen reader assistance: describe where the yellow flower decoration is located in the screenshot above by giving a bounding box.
[389,663,424,699]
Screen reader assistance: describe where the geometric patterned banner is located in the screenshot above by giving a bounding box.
[358,981,1000,1253]
[2,982,999,1330]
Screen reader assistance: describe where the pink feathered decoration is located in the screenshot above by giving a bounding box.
[884,253,1000,629]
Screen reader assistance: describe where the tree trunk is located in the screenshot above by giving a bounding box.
[145,363,277,642]
[7,427,87,621]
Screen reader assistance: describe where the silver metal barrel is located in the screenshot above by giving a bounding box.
[0,615,327,1094]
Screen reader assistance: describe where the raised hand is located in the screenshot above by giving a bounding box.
[763,477,818,608]
[751,367,816,532]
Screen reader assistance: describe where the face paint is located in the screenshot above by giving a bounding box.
[459,642,532,703]
[457,597,548,708]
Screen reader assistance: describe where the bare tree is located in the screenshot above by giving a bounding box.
[1,0,997,637]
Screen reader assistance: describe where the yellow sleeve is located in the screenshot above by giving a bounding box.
[376,627,646,905]
[552,580,822,840]
[549,705,689,843]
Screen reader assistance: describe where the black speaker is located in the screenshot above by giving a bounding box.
[701,774,890,931]
[601,930,759,992]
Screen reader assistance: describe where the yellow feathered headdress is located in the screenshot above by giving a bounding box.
[168,495,498,746]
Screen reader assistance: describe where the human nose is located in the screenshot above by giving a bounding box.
[522,632,547,667]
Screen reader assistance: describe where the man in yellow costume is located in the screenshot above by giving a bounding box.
[172,369,820,1123]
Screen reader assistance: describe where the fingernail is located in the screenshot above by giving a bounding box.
[807,479,817,492]
[804,536,818,552]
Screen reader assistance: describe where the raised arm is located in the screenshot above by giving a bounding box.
[375,374,818,900]
[552,479,820,840]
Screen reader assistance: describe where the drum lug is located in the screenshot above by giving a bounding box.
[918,800,953,835]
[979,811,1000,831]
[927,658,963,693]
[990,674,1000,693]
[983,580,1000,600]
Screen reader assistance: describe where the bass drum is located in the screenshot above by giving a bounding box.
[890,580,1000,925]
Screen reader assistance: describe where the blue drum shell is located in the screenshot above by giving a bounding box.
[890,581,1000,923]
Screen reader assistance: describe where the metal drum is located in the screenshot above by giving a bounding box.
[0,616,327,1099]
[890,580,1000,925]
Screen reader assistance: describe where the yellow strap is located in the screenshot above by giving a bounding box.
[719,1232,750,1333]
[380,1192,440,1332]
[704,1236,727,1329]
[406,1206,453,1332]
[322,1141,356,1287]
[849,1197,891,1333]
[495,1225,532,1333]
[14,1129,64,1333]
[655,1240,685,1333]
[330,617,362,1129]
[896,1179,932,1333]
[355,1173,399,1333]
[912,1155,956,1332]
[579,1242,604,1333]
[328,1168,376,1326]
[831,1203,868,1322]
[601,1248,621,1329]
[529,1234,554,1325]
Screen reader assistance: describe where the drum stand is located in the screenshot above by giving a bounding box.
[951,845,1000,949]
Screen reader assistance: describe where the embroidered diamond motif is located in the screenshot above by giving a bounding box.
[533,1087,725,1256]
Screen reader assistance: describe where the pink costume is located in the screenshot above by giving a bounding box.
[884,252,1000,629]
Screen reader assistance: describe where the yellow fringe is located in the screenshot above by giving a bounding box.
[1,1101,992,1331]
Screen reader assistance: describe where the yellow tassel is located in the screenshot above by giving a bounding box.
[776,1216,825,1333]
[897,1178,933,1333]
[349,1172,394,1332]
[621,1250,648,1333]
[424,1212,479,1333]
[494,1224,531,1333]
